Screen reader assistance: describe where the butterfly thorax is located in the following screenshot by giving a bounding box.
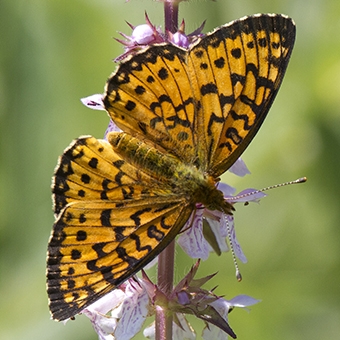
[108,132,233,214]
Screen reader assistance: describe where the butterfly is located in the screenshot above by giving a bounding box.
[47,14,295,321]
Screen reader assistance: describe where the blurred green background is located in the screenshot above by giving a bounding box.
[1,0,340,339]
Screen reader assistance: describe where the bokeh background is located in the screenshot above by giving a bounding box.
[1,0,340,339]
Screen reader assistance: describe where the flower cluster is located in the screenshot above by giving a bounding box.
[114,13,205,60]
[82,262,260,340]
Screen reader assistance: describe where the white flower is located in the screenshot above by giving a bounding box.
[82,279,151,340]
[178,178,265,263]
[81,94,105,111]
[202,295,261,340]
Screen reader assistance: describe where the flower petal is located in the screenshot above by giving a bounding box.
[203,295,260,340]
[113,281,150,340]
[232,188,266,204]
[227,295,261,308]
[216,182,236,196]
[173,314,196,339]
[131,24,155,45]
[224,214,247,263]
[178,210,210,260]
[104,119,122,139]
[228,158,250,177]
[84,290,126,315]
[202,299,232,340]
[143,322,155,339]
[81,94,105,110]
[83,308,117,340]
[82,279,150,340]
[171,31,189,47]
[204,212,247,263]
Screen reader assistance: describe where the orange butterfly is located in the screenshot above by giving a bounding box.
[47,14,295,321]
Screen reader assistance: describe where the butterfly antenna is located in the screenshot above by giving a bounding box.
[229,177,307,203]
[224,177,307,281]
[224,215,242,282]
[257,177,307,194]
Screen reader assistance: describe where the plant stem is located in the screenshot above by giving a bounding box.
[155,240,175,340]
[154,3,179,339]
[164,1,179,34]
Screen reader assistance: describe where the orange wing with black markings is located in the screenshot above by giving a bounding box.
[104,14,295,174]
[48,136,193,321]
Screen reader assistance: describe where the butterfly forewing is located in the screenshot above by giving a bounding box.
[104,14,295,174]
[188,15,295,176]
[104,46,198,163]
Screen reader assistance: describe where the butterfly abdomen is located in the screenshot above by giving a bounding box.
[107,131,183,181]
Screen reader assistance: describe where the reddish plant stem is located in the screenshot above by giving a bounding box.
[164,1,179,34]
[155,2,179,339]
[155,240,175,340]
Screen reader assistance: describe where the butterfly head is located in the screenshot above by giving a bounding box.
[192,175,234,215]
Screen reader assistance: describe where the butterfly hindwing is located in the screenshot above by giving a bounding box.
[47,197,192,321]
[52,135,164,216]
[48,135,193,320]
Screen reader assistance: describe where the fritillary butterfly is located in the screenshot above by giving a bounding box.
[47,14,295,321]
